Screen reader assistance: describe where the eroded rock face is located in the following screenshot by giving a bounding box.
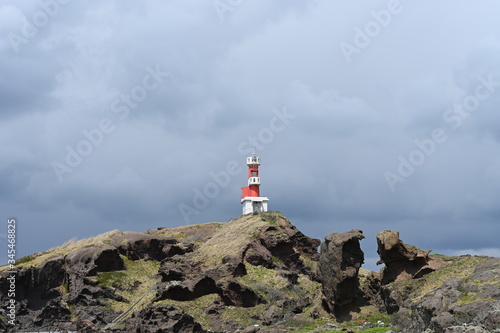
[318,229,365,314]
[243,214,321,278]
[8,214,497,332]
[376,230,444,284]
[64,246,128,311]
[65,246,125,276]
[384,257,500,332]
[0,248,125,332]
[220,280,267,307]
[358,269,382,309]
[31,298,72,329]
[109,231,189,261]
[15,256,66,311]
[131,305,206,333]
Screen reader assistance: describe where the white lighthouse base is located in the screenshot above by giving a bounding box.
[241,197,269,215]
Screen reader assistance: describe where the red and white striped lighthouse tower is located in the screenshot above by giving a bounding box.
[241,153,269,215]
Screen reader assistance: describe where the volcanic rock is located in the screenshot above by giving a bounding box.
[385,257,500,332]
[65,246,125,276]
[15,256,66,311]
[248,214,321,277]
[131,305,206,333]
[109,231,185,261]
[376,230,444,284]
[2,212,497,332]
[319,229,365,315]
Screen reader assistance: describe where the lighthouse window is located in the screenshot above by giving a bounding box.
[252,171,257,177]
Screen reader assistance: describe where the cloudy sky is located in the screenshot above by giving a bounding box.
[1,0,500,270]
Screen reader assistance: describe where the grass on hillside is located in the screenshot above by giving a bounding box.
[154,294,219,331]
[220,304,270,328]
[148,258,328,331]
[1,212,285,273]
[93,256,160,314]
[394,255,491,303]
[0,230,121,271]
[295,323,393,333]
[190,213,280,266]
[0,220,225,273]
[154,222,223,243]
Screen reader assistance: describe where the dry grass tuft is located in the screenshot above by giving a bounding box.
[190,214,270,266]
[395,255,491,303]
[0,230,120,271]
[95,256,160,314]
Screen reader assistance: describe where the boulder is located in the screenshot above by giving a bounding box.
[132,305,206,333]
[222,254,247,277]
[263,305,283,325]
[65,246,125,276]
[158,275,219,302]
[376,230,444,284]
[159,260,189,282]
[244,241,274,268]
[76,318,102,333]
[256,216,320,278]
[32,298,72,329]
[109,231,187,261]
[220,280,266,307]
[318,229,365,314]
[15,256,66,311]
[444,326,490,333]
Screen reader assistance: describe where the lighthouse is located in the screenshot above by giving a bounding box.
[241,153,269,215]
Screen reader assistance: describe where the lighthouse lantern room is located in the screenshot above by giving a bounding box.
[241,153,269,215]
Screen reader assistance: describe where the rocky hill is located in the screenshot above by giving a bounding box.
[0,212,499,333]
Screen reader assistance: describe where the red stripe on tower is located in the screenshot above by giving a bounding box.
[240,153,269,215]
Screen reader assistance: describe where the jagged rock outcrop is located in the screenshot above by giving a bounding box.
[358,268,382,309]
[15,256,66,311]
[65,246,128,308]
[156,271,266,307]
[376,230,445,284]
[130,305,206,333]
[2,215,498,332]
[0,212,322,332]
[318,229,365,317]
[383,257,500,333]
[109,231,190,261]
[242,215,321,278]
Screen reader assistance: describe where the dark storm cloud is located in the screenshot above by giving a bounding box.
[0,55,60,117]
[1,0,500,265]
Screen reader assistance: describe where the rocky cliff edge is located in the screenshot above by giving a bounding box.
[1,212,498,333]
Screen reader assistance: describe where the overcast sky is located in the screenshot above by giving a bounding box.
[1,0,500,271]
